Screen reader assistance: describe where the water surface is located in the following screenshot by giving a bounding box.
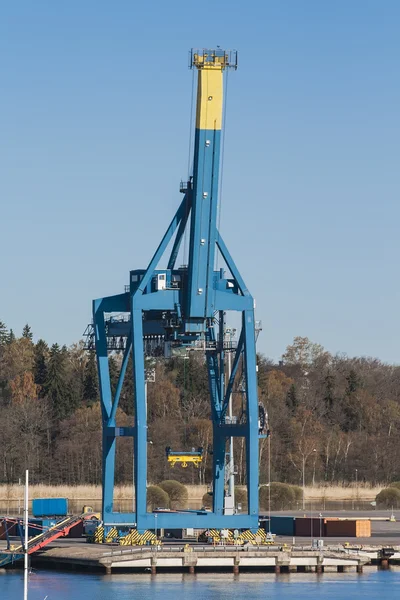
[1,568,399,600]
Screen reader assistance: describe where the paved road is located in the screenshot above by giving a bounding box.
[2,510,399,551]
[266,510,399,518]
[263,510,400,546]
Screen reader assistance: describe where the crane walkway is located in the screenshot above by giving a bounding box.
[0,515,83,568]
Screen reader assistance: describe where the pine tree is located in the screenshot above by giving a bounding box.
[60,344,69,359]
[34,339,49,394]
[342,369,362,432]
[108,355,119,398]
[324,373,335,411]
[83,352,98,404]
[7,329,15,344]
[44,343,73,421]
[173,354,208,400]
[286,384,298,413]
[22,324,33,341]
[0,321,8,346]
[120,353,134,415]
[346,369,360,395]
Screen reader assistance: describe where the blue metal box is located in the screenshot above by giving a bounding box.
[32,498,68,518]
[267,516,296,536]
[41,518,57,529]
[22,518,42,537]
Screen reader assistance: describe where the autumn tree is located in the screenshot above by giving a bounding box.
[282,336,330,369]
[1,328,400,488]
[54,404,103,484]
[1,371,50,483]
[0,336,34,381]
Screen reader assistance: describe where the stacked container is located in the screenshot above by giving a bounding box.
[325,519,371,537]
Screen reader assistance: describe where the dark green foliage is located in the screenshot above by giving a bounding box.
[339,369,363,431]
[44,343,74,421]
[83,352,98,404]
[119,353,134,415]
[259,483,300,511]
[7,329,15,344]
[172,354,208,396]
[346,369,361,395]
[324,372,335,412]
[202,487,247,511]
[290,485,303,504]
[167,354,209,419]
[0,321,8,346]
[22,324,33,341]
[202,491,212,508]
[33,339,48,392]
[108,355,119,398]
[286,384,298,412]
[147,485,170,511]
[376,487,400,509]
[159,480,188,508]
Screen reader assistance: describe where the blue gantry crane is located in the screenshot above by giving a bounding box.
[89,49,264,532]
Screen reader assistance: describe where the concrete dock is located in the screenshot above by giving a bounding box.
[2,508,399,574]
[28,543,370,574]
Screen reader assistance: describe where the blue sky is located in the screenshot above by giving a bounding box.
[1,1,399,362]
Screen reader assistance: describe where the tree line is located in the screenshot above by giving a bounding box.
[1,322,399,488]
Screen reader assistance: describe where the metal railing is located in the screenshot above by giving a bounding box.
[101,544,275,558]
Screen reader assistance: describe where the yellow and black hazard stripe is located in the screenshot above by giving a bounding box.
[92,526,104,544]
[119,529,158,546]
[119,529,141,546]
[105,527,119,543]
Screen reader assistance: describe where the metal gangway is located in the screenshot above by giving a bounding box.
[0,515,83,568]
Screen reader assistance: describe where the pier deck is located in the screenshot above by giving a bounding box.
[28,543,370,574]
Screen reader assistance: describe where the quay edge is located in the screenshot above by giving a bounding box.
[27,544,371,574]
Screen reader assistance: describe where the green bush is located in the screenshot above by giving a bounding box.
[376,487,400,509]
[259,482,297,511]
[291,485,303,504]
[147,485,169,511]
[201,488,247,511]
[202,492,213,509]
[389,481,400,491]
[159,480,188,508]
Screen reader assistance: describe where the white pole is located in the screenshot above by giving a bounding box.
[228,342,235,508]
[141,378,148,514]
[24,469,29,600]
[268,435,271,534]
[355,468,358,504]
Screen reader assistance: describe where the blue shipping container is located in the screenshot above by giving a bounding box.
[268,516,296,536]
[32,498,68,518]
[41,519,57,529]
[23,518,43,537]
